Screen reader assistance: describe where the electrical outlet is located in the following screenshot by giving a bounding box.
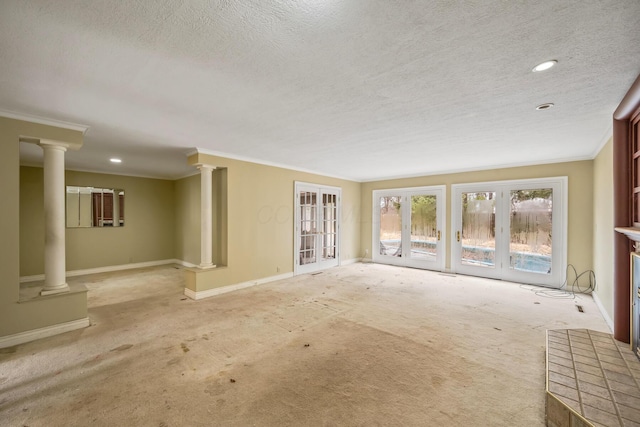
[277,266,280,272]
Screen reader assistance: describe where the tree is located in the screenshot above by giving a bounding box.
[411,195,437,237]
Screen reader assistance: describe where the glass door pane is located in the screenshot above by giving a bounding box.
[379,196,402,257]
[299,191,317,266]
[509,189,553,274]
[322,193,337,261]
[461,192,496,268]
[295,183,341,275]
[410,195,437,261]
[453,178,565,287]
[373,186,444,271]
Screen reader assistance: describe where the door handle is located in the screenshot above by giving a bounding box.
[437,230,441,241]
[456,231,460,242]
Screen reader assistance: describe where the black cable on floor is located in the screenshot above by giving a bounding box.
[521,264,596,299]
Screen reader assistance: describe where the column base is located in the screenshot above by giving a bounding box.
[40,284,70,296]
[198,263,217,270]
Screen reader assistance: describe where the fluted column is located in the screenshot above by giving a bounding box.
[197,164,216,269]
[39,141,70,295]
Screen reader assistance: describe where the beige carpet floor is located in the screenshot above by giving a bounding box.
[0,263,611,426]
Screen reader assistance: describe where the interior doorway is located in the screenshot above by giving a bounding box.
[294,182,341,275]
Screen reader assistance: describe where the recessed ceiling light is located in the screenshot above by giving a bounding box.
[110,158,122,163]
[536,103,554,110]
[532,60,557,72]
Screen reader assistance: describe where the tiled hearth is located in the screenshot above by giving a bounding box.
[546,329,640,427]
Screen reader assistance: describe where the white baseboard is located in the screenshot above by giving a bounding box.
[0,317,90,349]
[185,272,295,300]
[592,291,614,333]
[361,257,373,263]
[20,259,189,283]
[21,274,43,283]
[340,258,362,266]
[173,259,198,268]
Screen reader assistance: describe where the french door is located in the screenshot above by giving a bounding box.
[294,182,341,275]
[373,186,445,271]
[451,177,567,287]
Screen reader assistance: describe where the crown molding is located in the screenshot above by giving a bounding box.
[189,147,359,182]
[359,154,595,183]
[0,110,89,134]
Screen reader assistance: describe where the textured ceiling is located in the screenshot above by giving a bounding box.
[1,0,639,181]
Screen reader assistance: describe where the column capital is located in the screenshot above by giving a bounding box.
[195,163,216,171]
[39,139,70,152]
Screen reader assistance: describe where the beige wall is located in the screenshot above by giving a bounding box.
[592,137,614,326]
[66,170,176,271]
[19,150,360,294]
[174,174,201,266]
[20,166,46,277]
[185,154,361,292]
[1,117,87,337]
[5,113,606,340]
[361,160,594,277]
[20,167,176,276]
[174,168,228,267]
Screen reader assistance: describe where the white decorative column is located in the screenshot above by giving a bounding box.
[39,141,70,295]
[197,164,216,269]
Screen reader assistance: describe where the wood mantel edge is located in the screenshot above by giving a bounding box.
[615,227,640,243]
